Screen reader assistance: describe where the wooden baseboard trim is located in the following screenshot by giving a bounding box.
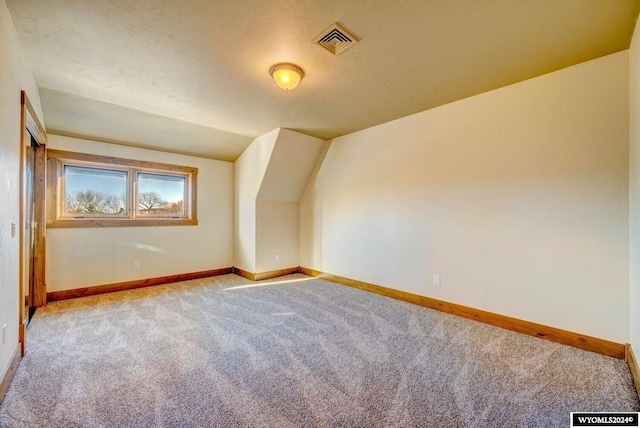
[627,344,640,398]
[19,323,26,356]
[255,267,300,281]
[300,267,626,359]
[47,265,304,301]
[47,267,233,301]
[233,267,255,281]
[233,267,301,281]
[0,345,22,405]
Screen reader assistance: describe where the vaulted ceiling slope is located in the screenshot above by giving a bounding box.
[7,0,640,160]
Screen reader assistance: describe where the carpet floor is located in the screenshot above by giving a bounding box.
[0,273,638,427]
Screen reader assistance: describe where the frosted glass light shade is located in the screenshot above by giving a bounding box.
[269,63,304,90]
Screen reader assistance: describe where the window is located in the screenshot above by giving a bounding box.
[136,172,186,217]
[64,165,129,216]
[47,150,197,227]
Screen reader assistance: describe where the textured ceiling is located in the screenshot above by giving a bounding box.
[6,0,640,160]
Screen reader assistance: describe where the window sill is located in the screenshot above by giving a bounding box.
[46,218,198,228]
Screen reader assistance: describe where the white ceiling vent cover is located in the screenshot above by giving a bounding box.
[314,23,359,55]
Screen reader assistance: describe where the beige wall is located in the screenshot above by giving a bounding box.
[46,135,234,291]
[0,0,44,383]
[630,19,640,354]
[256,200,299,272]
[301,52,630,343]
[234,129,279,272]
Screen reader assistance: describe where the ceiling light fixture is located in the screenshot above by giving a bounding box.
[269,63,304,90]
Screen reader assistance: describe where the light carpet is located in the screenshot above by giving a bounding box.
[0,273,638,427]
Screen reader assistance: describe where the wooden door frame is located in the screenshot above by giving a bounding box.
[19,91,47,355]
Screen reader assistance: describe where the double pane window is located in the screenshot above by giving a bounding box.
[48,150,197,228]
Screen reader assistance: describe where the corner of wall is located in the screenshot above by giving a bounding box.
[233,129,280,272]
[628,15,640,360]
[299,139,333,271]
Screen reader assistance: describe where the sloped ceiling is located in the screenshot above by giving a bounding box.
[6,0,640,160]
[257,129,325,202]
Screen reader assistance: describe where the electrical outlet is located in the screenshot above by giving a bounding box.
[275,254,280,261]
[433,275,441,285]
[11,223,16,238]
[133,261,140,269]
[2,324,7,345]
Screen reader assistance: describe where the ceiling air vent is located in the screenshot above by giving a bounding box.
[313,23,359,55]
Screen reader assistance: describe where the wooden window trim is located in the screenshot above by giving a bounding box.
[47,149,198,228]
